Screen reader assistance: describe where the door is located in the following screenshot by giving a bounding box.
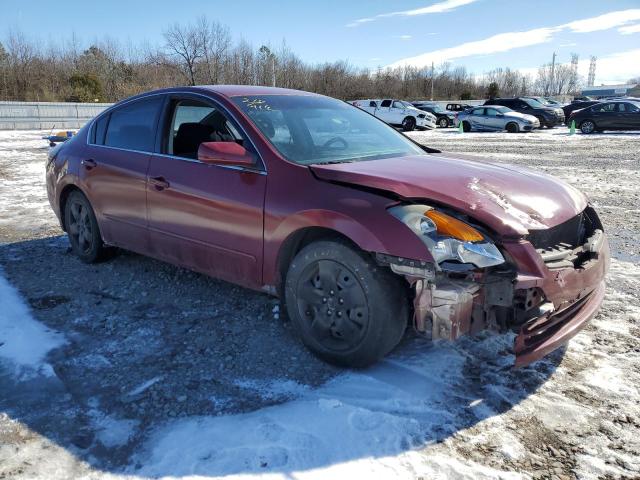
[468,108,486,130]
[591,103,616,129]
[146,95,267,288]
[376,99,393,124]
[617,102,640,129]
[392,100,408,124]
[483,108,504,130]
[82,95,164,252]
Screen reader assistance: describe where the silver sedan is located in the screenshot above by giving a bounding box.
[455,105,540,132]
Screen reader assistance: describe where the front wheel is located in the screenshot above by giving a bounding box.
[402,116,416,132]
[438,117,449,128]
[284,241,408,368]
[580,120,596,134]
[506,122,519,133]
[64,191,107,263]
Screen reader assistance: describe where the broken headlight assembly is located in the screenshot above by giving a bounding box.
[389,204,505,269]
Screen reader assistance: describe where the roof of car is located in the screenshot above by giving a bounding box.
[197,85,321,97]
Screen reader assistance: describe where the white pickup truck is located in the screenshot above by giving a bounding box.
[351,99,437,131]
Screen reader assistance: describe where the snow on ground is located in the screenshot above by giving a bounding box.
[0,128,639,480]
[0,267,65,379]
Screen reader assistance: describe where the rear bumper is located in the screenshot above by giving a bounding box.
[514,280,605,367]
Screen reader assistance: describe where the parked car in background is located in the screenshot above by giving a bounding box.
[46,85,609,368]
[455,105,540,132]
[523,96,564,107]
[485,98,565,128]
[562,100,600,121]
[412,102,455,127]
[351,99,436,131]
[568,100,640,133]
[446,102,473,112]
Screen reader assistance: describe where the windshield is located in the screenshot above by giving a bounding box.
[523,98,545,108]
[233,95,425,165]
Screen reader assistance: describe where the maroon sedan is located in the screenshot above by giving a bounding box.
[46,86,609,367]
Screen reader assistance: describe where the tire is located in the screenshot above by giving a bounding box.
[580,120,596,134]
[284,241,408,368]
[506,122,519,133]
[438,117,449,128]
[402,116,416,132]
[535,116,546,128]
[462,121,471,132]
[64,191,107,263]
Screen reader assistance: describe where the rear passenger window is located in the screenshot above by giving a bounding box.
[104,96,163,152]
[472,108,485,115]
[92,114,109,145]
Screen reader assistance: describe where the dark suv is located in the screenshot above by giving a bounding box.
[484,98,565,127]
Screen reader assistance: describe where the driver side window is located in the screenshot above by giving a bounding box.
[165,99,244,159]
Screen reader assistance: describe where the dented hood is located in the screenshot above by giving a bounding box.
[310,153,587,237]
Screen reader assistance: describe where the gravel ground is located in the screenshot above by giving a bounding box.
[0,128,638,479]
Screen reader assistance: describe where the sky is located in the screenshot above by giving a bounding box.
[2,0,639,85]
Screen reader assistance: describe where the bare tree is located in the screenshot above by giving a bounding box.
[163,20,206,85]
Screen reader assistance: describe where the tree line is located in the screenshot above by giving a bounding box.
[0,17,592,104]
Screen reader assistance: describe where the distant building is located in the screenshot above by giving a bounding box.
[580,84,638,98]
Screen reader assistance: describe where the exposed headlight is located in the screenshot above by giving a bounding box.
[389,204,505,269]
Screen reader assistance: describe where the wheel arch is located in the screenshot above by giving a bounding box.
[58,184,86,231]
[275,225,379,297]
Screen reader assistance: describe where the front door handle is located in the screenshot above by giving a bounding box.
[82,159,97,169]
[150,176,170,191]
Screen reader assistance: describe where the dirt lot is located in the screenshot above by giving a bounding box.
[0,128,638,480]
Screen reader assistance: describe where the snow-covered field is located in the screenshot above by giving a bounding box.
[0,128,639,480]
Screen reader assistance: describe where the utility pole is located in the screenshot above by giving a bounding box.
[430,61,434,100]
[549,52,556,96]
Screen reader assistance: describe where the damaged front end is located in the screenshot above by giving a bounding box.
[381,204,609,367]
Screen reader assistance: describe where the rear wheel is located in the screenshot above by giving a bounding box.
[580,120,596,134]
[64,191,107,263]
[402,116,416,132]
[506,122,519,133]
[438,117,449,128]
[284,241,408,368]
[462,121,471,132]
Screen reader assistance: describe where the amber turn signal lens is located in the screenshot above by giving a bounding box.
[424,210,484,242]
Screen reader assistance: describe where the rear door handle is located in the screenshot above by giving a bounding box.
[82,159,97,169]
[150,176,170,191]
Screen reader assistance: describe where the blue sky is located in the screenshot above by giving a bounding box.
[2,0,639,84]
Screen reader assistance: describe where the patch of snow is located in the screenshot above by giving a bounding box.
[0,268,65,379]
[127,376,164,397]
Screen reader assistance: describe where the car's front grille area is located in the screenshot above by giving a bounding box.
[528,207,603,269]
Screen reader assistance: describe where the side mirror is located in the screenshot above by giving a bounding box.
[197,141,255,167]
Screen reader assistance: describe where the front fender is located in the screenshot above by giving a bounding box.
[263,207,434,287]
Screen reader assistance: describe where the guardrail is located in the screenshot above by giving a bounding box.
[0,101,113,130]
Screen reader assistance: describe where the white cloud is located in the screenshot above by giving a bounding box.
[396,35,413,40]
[388,27,559,68]
[388,9,640,69]
[563,9,640,33]
[619,23,640,35]
[346,0,477,27]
